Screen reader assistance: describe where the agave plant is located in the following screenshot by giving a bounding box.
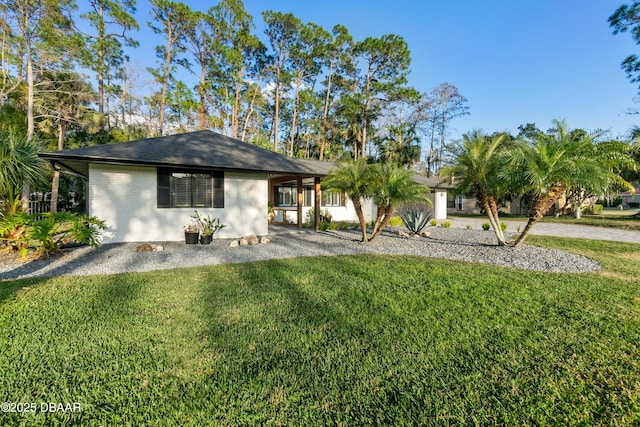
[399,205,433,235]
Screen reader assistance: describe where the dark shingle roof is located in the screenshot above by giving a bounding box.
[412,174,453,190]
[39,130,331,176]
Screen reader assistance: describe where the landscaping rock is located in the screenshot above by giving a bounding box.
[246,234,259,245]
[420,231,431,237]
[152,245,164,252]
[229,240,239,247]
[260,236,270,244]
[239,238,249,246]
[397,230,410,238]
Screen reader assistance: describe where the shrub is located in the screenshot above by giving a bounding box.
[501,222,507,232]
[466,225,472,230]
[482,222,490,230]
[592,204,603,215]
[430,219,437,227]
[0,211,105,257]
[319,221,331,231]
[389,216,404,227]
[326,221,350,231]
[400,207,432,234]
[440,221,451,228]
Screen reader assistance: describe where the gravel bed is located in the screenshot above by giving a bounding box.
[0,228,600,281]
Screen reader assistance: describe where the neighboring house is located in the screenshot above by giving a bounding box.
[622,182,640,207]
[445,194,529,216]
[39,131,448,243]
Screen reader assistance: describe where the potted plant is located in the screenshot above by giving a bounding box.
[191,210,226,244]
[184,222,199,244]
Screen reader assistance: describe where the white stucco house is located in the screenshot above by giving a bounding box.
[39,131,448,243]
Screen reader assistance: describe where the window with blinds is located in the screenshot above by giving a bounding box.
[157,169,224,208]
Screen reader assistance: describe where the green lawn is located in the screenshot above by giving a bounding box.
[0,238,639,425]
[451,210,640,231]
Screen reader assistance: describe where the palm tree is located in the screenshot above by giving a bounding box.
[440,130,514,246]
[375,123,421,168]
[0,130,45,215]
[512,119,637,248]
[322,159,371,241]
[367,162,430,241]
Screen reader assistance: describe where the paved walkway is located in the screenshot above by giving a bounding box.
[446,217,640,244]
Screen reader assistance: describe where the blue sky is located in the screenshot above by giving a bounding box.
[131,0,640,139]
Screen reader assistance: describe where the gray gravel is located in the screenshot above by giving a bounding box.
[0,228,600,281]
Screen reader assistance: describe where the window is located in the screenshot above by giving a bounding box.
[303,187,312,207]
[157,169,224,208]
[321,191,345,207]
[274,185,313,207]
[275,186,294,207]
[456,195,464,211]
[447,195,456,209]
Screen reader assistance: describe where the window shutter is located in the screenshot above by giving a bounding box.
[213,172,224,208]
[157,169,171,208]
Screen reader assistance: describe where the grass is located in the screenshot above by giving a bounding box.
[451,210,640,231]
[0,238,639,425]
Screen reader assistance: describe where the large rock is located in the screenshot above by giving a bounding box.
[239,237,249,246]
[246,234,259,245]
[260,236,270,244]
[229,240,239,247]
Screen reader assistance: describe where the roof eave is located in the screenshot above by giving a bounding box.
[38,154,328,177]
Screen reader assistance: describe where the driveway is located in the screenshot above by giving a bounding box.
[446,217,640,244]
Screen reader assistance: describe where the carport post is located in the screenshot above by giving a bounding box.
[297,178,303,229]
[314,177,321,232]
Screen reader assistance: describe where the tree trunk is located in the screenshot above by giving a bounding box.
[241,86,259,142]
[352,197,370,242]
[488,196,507,244]
[369,203,387,238]
[50,123,66,213]
[319,61,334,161]
[232,70,243,139]
[289,74,302,158]
[482,197,507,246]
[514,186,565,248]
[158,24,173,136]
[22,42,35,212]
[198,67,207,131]
[272,68,281,152]
[369,206,395,242]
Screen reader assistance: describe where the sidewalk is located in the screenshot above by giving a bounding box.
[446,217,640,244]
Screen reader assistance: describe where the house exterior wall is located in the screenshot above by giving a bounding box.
[447,195,478,215]
[89,164,268,243]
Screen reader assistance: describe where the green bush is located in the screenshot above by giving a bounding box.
[592,204,603,215]
[482,222,490,230]
[319,221,331,231]
[466,224,472,230]
[440,221,451,228]
[326,221,350,231]
[501,222,507,232]
[429,219,437,227]
[389,216,404,227]
[0,211,105,257]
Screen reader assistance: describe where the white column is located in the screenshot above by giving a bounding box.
[434,191,447,220]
